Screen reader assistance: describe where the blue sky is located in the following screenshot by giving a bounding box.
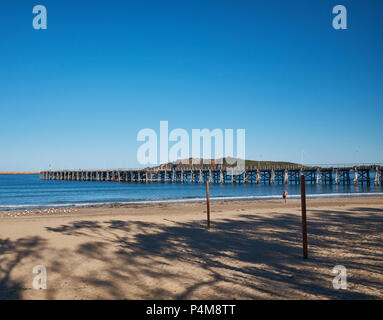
[0,0,382,171]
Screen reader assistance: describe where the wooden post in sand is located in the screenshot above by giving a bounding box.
[206,181,211,230]
[300,174,308,259]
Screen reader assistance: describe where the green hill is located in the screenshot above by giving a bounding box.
[153,158,302,170]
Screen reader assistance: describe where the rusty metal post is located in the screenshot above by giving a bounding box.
[300,174,308,259]
[206,181,211,230]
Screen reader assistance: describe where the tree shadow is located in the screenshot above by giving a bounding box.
[44,205,383,299]
[0,237,46,299]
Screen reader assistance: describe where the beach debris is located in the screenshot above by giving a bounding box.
[4,207,78,218]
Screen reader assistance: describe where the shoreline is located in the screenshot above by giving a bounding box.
[1,195,383,217]
[1,192,383,212]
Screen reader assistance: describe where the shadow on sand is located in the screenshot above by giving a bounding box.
[1,205,382,299]
[0,237,46,299]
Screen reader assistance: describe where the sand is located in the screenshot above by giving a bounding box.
[0,197,382,300]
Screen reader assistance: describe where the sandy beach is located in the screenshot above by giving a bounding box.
[0,197,382,300]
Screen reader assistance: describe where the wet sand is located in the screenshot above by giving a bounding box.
[0,197,382,299]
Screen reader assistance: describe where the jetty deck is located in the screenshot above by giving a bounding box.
[40,164,383,186]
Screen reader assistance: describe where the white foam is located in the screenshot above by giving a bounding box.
[1,192,383,211]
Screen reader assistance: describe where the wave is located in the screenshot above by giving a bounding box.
[1,192,383,211]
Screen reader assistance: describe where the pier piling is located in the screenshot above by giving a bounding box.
[40,164,383,186]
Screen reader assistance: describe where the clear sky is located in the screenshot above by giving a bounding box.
[0,0,382,171]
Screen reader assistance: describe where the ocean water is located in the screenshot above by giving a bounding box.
[0,174,382,211]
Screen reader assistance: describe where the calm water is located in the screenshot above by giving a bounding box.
[0,174,382,210]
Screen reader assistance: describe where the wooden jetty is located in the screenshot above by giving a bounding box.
[40,164,383,186]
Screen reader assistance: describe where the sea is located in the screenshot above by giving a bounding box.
[0,174,382,211]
